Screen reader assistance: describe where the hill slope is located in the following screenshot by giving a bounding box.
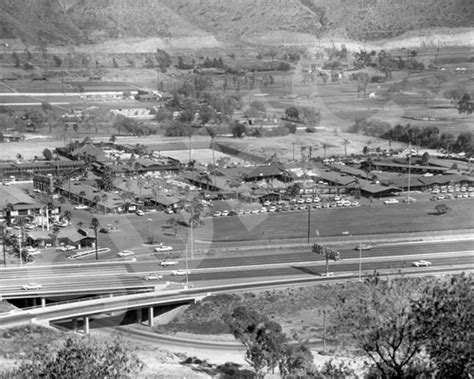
[0,0,472,46]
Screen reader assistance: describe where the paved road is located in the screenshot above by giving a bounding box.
[0,238,472,298]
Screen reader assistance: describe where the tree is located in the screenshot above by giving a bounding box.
[42,148,53,161]
[331,275,428,378]
[231,122,246,138]
[420,152,430,166]
[411,273,473,379]
[155,48,172,73]
[434,203,452,215]
[90,217,100,260]
[52,54,62,67]
[62,210,72,225]
[100,166,114,192]
[225,306,288,378]
[285,107,299,120]
[457,93,473,115]
[7,335,142,378]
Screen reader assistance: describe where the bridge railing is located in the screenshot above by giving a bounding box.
[19,288,156,312]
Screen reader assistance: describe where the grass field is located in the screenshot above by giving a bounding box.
[200,199,474,242]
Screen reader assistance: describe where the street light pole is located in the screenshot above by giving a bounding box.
[2,223,6,267]
[358,247,362,281]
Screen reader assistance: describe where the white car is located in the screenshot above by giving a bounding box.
[155,244,173,252]
[117,250,135,257]
[74,204,89,210]
[213,211,222,217]
[57,245,75,252]
[171,269,191,276]
[26,249,42,256]
[135,209,145,216]
[164,208,174,214]
[144,273,163,281]
[351,201,359,207]
[297,198,305,204]
[263,201,272,206]
[384,199,399,204]
[412,260,432,267]
[160,259,178,266]
[22,283,42,290]
[403,197,416,203]
[259,207,268,213]
[221,210,229,216]
[431,188,440,194]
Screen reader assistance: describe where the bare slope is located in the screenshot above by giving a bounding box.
[67,0,210,40]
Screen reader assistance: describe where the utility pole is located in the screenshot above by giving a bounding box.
[358,246,362,281]
[307,205,311,244]
[2,223,6,267]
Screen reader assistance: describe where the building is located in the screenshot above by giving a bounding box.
[0,186,42,223]
[0,160,85,180]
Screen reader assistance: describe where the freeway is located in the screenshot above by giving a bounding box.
[0,239,472,298]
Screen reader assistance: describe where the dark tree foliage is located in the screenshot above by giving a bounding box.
[411,274,473,379]
[5,335,143,378]
[231,122,247,138]
[457,93,473,115]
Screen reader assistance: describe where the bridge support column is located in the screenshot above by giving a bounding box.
[83,316,89,334]
[148,307,154,327]
[137,309,142,324]
[40,297,46,307]
[72,318,77,332]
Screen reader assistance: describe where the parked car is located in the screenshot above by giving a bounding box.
[117,250,135,257]
[403,197,416,203]
[59,245,75,252]
[144,273,163,281]
[212,211,222,217]
[412,260,432,267]
[74,204,89,210]
[99,227,110,233]
[164,208,174,214]
[221,210,229,216]
[384,199,399,204]
[160,259,178,266]
[22,283,42,290]
[135,209,145,216]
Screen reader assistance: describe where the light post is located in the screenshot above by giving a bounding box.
[307,205,311,244]
[358,246,362,281]
[1,222,6,267]
[147,218,153,244]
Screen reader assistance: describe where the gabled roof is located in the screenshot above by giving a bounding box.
[317,171,357,186]
[0,186,39,210]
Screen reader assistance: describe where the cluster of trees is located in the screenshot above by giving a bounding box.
[222,72,276,91]
[382,124,474,156]
[332,273,472,378]
[3,335,143,378]
[226,306,316,377]
[354,49,425,78]
[283,107,321,126]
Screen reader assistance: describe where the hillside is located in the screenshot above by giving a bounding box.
[0,0,472,46]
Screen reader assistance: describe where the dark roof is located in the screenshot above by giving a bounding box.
[317,171,357,186]
[360,183,400,194]
[246,163,287,179]
[418,174,474,186]
[332,163,369,179]
[372,161,447,172]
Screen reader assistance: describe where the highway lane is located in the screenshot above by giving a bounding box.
[0,239,471,297]
[1,239,472,279]
[169,256,471,283]
[0,254,471,298]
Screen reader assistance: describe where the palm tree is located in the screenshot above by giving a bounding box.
[90,217,100,260]
[321,142,331,159]
[342,138,351,157]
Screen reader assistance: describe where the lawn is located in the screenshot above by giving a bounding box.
[205,199,474,242]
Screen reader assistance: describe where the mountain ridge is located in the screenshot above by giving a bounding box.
[0,0,472,47]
